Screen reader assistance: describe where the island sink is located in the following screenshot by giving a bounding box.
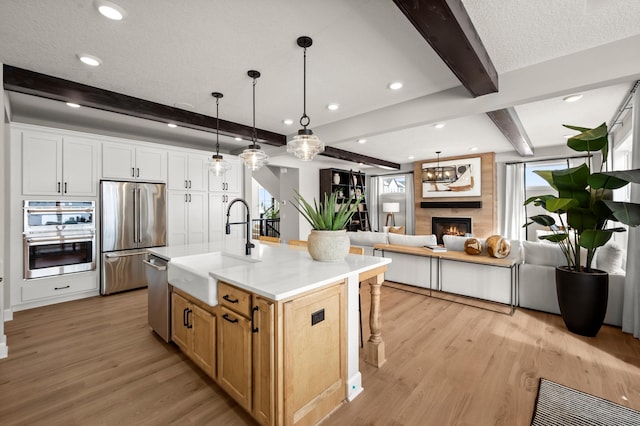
[167,252,260,305]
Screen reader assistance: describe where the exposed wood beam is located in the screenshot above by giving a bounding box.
[393,0,498,97]
[322,146,400,170]
[4,64,399,169]
[486,107,534,156]
[3,64,286,146]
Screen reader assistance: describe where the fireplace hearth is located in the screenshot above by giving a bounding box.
[432,217,472,245]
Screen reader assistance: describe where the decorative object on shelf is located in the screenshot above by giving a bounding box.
[291,190,363,261]
[208,92,232,176]
[464,238,483,255]
[287,36,324,161]
[485,235,511,258]
[239,70,269,171]
[333,172,341,185]
[421,152,481,198]
[383,202,400,226]
[524,122,640,336]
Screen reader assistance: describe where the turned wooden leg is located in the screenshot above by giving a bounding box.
[364,273,386,367]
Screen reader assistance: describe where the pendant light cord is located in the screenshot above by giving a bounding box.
[300,46,310,129]
[252,76,258,148]
[215,97,220,155]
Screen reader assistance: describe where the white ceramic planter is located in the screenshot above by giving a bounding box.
[307,229,350,262]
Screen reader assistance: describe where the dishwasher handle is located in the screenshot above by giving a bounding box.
[143,259,167,271]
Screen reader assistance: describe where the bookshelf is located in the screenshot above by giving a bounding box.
[319,168,370,231]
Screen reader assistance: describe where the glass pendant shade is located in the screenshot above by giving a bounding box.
[239,145,269,171]
[209,154,232,176]
[287,128,324,161]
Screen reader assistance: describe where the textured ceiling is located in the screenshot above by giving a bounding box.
[1,0,640,167]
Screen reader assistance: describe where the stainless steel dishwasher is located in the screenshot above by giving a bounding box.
[144,254,170,342]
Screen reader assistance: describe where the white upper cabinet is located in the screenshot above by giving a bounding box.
[168,152,209,192]
[209,156,243,194]
[102,142,167,182]
[21,130,98,196]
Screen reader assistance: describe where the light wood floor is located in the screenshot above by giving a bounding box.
[1,284,639,425]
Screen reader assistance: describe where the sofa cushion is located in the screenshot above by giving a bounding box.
[522,240,566,267]
[595,242,625,274]
[387,233,437,247]
[347,231,388,247]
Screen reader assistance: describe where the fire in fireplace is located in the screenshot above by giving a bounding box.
[432,217,472,245]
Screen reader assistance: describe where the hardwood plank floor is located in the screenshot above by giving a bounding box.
[1,284,639,425]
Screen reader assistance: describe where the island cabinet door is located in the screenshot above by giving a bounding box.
[171,292,191,351]
[218,306,252,411]
[283,283,346,426]
[191,304,216,379]
[252,297,275,425]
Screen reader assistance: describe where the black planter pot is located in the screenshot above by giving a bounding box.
[555,266,608,337]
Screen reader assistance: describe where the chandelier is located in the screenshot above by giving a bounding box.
[286,36,324,161]
[422,151,456,183]
[239,70,269,171]
[208,92,232,176]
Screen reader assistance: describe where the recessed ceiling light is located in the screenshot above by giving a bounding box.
[359,162,364,166]
[563,94,583,103]
[283,119,293,125]
[408,156,414,160]
[235,137,243,141]
[357,139,367,144]
[469,147,478,151]
[95,0,127,20]
[174,102,194,110]
[434,123,446,129]
[66,102,81,108]
[327,103,339,111]
[167,123,177,128]
[388,82,403,90]
[78,54,102,66]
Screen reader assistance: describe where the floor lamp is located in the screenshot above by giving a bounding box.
[383,202,400,227]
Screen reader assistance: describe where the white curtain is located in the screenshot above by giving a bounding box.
[502,163,526,241]
[623,90,640,339]
[368,177,379,232]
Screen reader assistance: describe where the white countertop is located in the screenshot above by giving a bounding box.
[149,239,390,302]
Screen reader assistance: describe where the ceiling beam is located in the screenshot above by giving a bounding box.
[3,64,286,146]
[486,107,534,156]
[393,0,498,97]
[4,64,399,169]
[322,146,400,170]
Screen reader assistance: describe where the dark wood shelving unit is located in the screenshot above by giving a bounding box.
[319,168,370,231]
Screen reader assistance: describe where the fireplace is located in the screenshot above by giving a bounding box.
[432,217,472,245]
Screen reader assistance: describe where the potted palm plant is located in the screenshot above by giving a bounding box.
[291,190,364,261]
[524,122,640,336]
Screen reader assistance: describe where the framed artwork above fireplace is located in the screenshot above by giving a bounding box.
[421,156,481,198]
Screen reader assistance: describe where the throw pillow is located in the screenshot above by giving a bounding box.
[595,242,625,274]
[522,240,566,266]
[387,233,437,247]
[388,226,405,234]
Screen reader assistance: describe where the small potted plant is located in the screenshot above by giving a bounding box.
[291,190,364,261]
[524,122,640,336]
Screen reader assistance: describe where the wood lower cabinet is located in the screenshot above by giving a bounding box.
[218,306,253,411]
[171,290,216,379]
[252,297,275,425]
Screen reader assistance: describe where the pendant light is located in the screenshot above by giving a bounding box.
[208,92,232,176]
[239,70,269,171]
[287,36,324,161]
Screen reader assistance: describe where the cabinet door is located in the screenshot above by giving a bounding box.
[224,157,243,194]
[253,297,274,425]
[62,137,98,196]
[167,152,188,191]
[167,191,188,246]
[191,304,216,379]
[188,155,209,192]
[103,142,136,179]
[187,192,208,245]
[22,131,62,195]
[208,193,225,243]
[218,306,252,411]
[171,292,191,351]
[136,146,167,182]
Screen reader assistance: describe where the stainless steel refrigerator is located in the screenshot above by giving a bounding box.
[100,180,166,295]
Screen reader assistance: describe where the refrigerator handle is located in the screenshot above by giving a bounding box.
[132,187,137,244]
[137,187,142,244]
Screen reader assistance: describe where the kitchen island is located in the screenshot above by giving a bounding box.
[148,240,390,426]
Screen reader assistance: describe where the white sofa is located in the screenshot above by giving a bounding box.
[519,240,626,326]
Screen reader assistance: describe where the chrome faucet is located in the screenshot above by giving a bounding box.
[225,198,255,255]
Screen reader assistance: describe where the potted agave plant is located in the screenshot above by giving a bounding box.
[524,122,640,336]
[291,190,364,261]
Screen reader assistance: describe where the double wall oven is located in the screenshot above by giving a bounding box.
[23,200,96,279]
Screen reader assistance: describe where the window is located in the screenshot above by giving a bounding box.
[524,160,568,190]
[381,176,405,193]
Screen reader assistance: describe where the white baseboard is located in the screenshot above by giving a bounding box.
[0,341,7,359]
[4,308,13,321]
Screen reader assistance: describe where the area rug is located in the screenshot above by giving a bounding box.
[531,378,640,425]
